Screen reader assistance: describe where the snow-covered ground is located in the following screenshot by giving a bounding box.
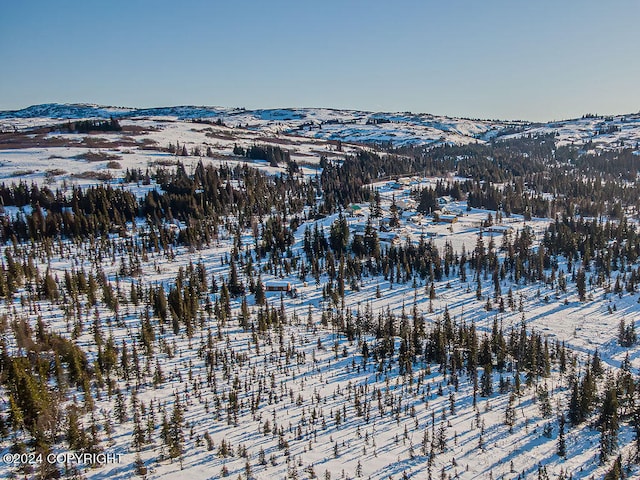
[0,111,638,480]
[7,192,634,480]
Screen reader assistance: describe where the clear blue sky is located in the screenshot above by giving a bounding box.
[1,0,638,121]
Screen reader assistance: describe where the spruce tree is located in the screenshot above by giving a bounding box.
[169,395,184,460]
[599,379,619,464]
[557,414,567,458]
[480,363,493,397]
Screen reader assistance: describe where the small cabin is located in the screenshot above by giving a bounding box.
[438,214,458,224]
[265,282,291,292]
[397,199,415,211]
[265,282,297,297]
[348,204,365,216]
[485,225,515,234]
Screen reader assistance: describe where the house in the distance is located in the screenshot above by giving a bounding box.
[436,214,458,224]
[265,282,298,297]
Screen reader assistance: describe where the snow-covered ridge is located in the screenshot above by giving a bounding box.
[0,104,524,147]
[2,103,640,150]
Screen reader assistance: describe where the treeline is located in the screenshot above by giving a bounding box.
[233,144,294,169]
[0,162,314,249]
[319,135,640,222]
[319,150,414,212]
[65,118,122,133]
[0,183,137,241]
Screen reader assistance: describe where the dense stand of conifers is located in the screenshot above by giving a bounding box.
[0,134,639,478]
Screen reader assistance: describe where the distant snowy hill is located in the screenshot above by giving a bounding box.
[1,103,639,150]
